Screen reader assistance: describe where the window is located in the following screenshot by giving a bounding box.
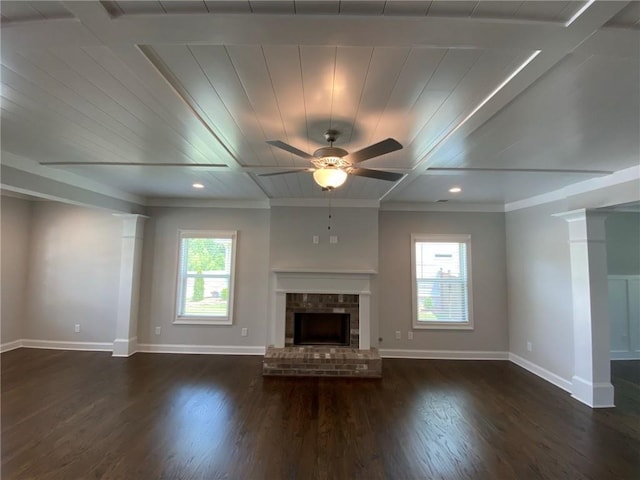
[175,230,237,325]
[411,234,473,330]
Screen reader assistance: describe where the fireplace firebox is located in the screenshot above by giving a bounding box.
[294,312,350,346]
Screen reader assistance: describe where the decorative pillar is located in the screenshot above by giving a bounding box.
[359,293,371,350]
[112,214,148,357]
[555,209,614,407]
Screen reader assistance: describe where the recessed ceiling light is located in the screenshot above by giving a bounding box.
[449,187,462,193]
[192,183,204,189]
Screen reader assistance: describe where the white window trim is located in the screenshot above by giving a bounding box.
[174,230,237,326]
[411,233,474,330]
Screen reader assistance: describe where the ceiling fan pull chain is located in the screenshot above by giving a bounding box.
[328,191,333,231]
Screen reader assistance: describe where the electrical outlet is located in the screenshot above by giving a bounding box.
[395,330,401,340]
[408,331,414,340]
[241,327,248,337]
[527,341,533,352]
[74,324,80,333]
[155,326,161,335]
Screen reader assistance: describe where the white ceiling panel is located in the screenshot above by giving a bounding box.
[605,1,640,29]
[295,1,340,15]
[188,45,280,167]
[0,1,72,23]
[160,1,208,14]
[389,170,608,204]
[427,54,640,173]
[0,2,637,205]
[427,1,478,18]
[249,1,294,14]
[339,1,386,15]
[111,1,165,15]
[383,1,431,16]
[471,1,525,19]
[204,1,252,14]
[513,1,573,22]
[44,165,265,199]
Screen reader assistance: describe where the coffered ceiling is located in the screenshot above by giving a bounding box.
[1,1,638,207]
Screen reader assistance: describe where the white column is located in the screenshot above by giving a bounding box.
[359,293,371,350]
[556,209,614,407]
[112,214,148,357]
[273,291,286,348]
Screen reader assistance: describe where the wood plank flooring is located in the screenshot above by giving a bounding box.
[2,349,639,479]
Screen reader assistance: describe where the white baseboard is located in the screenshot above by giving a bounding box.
[112,337,138,357]
[137,343,266,355]
[379,349,509,360]
[1,339,23,353]
[508,353,573,393]
[21,339,113,352]
[571,375,615,408]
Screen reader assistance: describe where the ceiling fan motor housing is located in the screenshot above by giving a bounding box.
[312,146,350,169]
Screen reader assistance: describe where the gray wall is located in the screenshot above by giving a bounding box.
[269,206,379,270]
[505,201,574,380]
[1,196,31,345]
[138,207,270,347]
[378,210,508,353]
[606,212,640,276]
[26,201,123,343]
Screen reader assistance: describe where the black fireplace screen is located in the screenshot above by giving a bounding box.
[294,312,350,346]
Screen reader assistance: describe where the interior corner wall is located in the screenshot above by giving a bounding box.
[25,201,123,343]
[505,200,574,381]
[137,207,270,348]
[378,210,508,353]
[1,196,32,345]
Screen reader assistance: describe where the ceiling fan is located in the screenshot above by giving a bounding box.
[262,130,404,189]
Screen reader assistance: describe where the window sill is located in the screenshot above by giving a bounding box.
[174,317,232,326]
[413,322,474,330]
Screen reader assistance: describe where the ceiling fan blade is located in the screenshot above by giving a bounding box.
[346,138,403,164]
[258,169,309,177]
[266,140,314,159]
[349,168,404,182]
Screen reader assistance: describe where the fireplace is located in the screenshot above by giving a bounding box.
[265,269,381,377]
[286,293,359,347]
[270,269,375,350]
[294,312,350,346]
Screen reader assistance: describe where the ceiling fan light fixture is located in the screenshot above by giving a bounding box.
[313,167,348,189]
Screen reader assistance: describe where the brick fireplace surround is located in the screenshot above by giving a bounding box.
[263,269,382,378]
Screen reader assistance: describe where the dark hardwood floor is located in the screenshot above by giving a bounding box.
[2,350,639,480]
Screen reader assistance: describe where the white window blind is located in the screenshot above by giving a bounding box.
[411,234,473,329]
[175,231,237,325]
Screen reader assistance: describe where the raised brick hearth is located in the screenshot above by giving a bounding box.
[263,346,382,377]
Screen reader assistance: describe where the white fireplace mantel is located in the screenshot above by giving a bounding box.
[270,269,375,350]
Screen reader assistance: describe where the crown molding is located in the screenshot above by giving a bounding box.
[269,198,380,208]
[144,198,270,209]
[380,202,505,213]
